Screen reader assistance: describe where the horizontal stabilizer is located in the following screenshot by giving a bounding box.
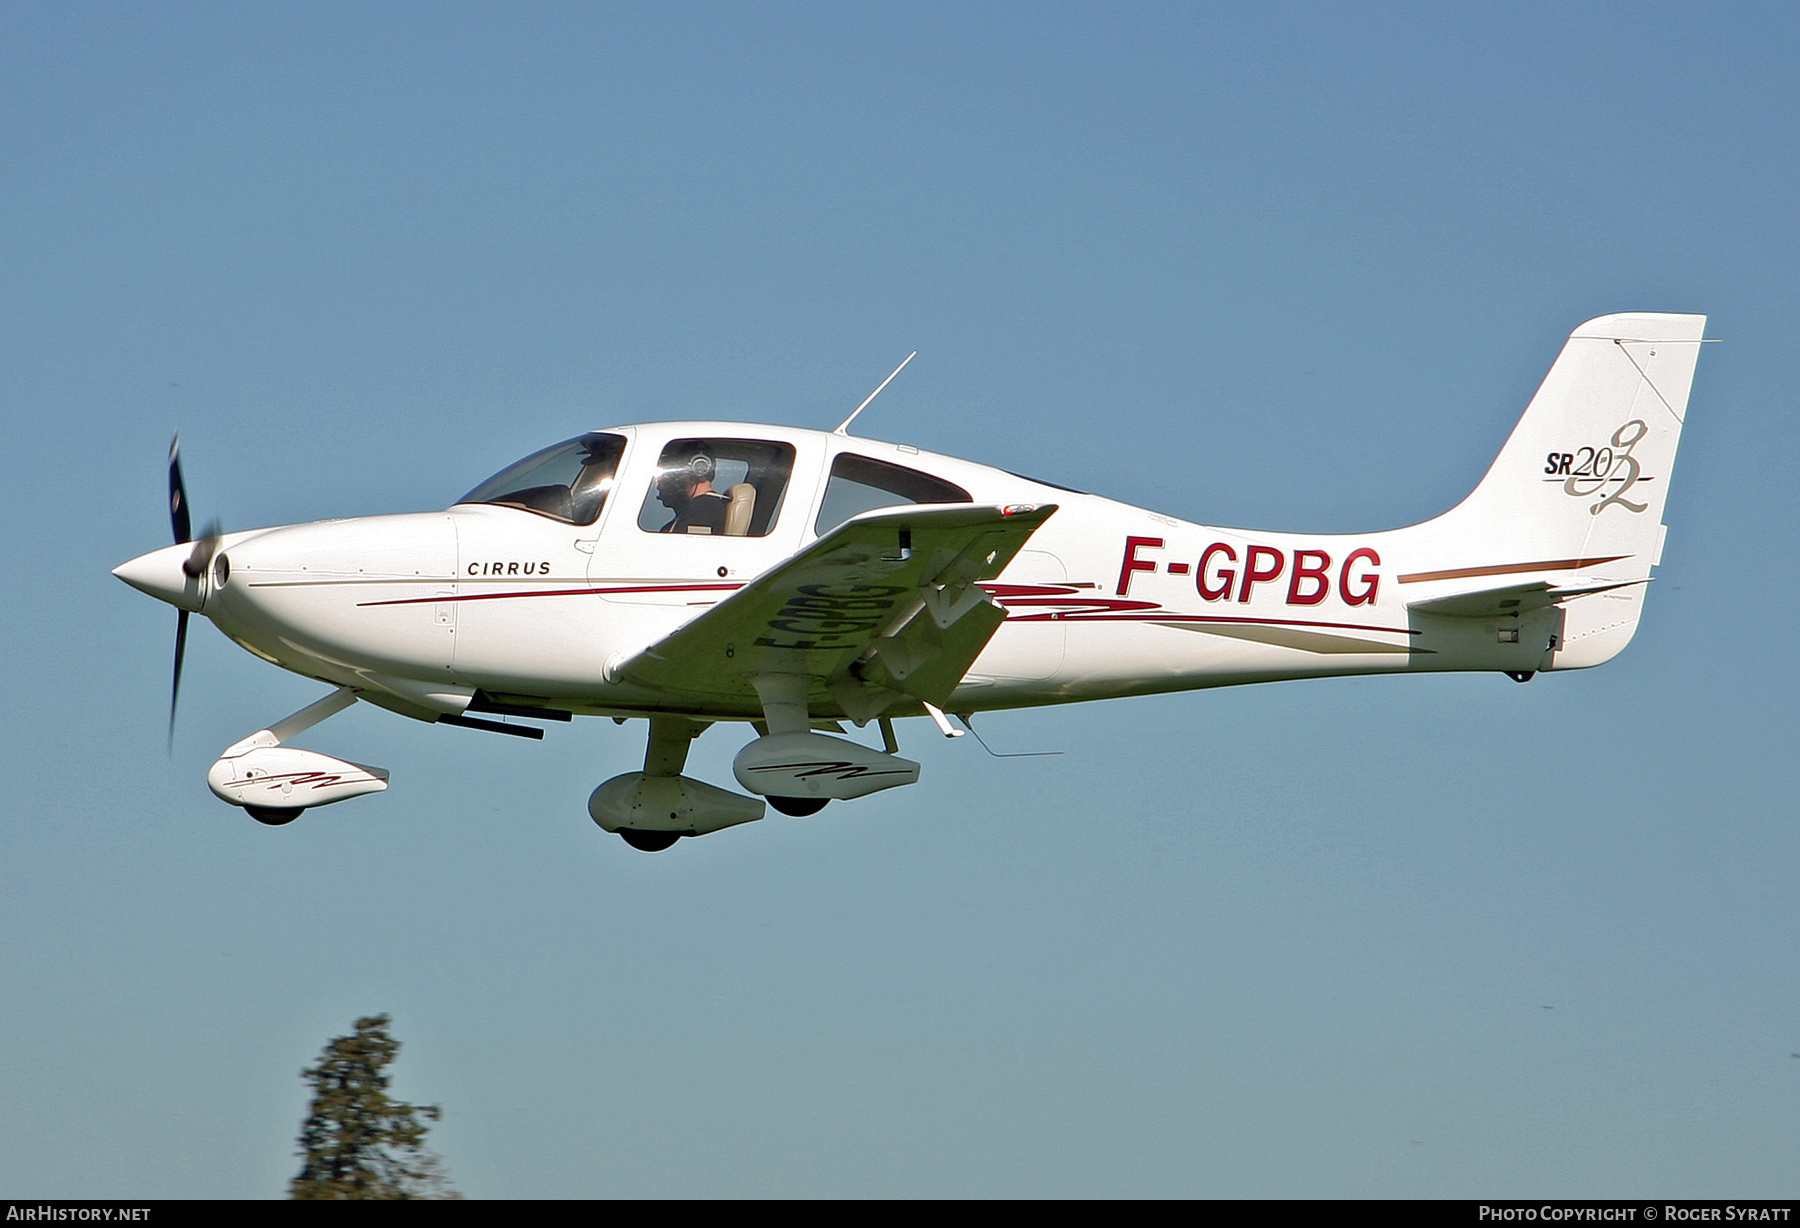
[1407,578,1646,619]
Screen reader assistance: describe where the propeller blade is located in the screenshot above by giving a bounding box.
[169,608,189,751]
[164,439,220,748]
[183,518,222,580]
[169,435,192,545]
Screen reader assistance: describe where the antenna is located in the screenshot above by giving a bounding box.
[956,713,1061,758]
[833,351,917,436]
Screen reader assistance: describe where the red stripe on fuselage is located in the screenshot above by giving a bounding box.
[354,582,743,608]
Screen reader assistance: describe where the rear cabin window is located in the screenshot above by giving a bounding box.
[813,453,972,536]
[636,438,796,537]
[457,433,627,527]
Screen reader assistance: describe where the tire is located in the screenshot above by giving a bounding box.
[767,796,828,817]
[246,805,305,826]
[618,829,682,852]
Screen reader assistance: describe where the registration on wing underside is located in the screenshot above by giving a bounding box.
[613,504,1058,711]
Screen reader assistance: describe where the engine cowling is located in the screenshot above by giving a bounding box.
[731,731,920,802]
[206,746,389,811]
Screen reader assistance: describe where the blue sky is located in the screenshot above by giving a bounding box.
[3,2,1797,1197]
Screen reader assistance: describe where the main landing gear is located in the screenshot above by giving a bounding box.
[767,796,829,817]
[588,717,766,852]
[591,678,928,851]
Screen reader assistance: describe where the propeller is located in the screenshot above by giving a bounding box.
[167,436,221,749]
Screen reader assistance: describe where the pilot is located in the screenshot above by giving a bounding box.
[654,444,732,534]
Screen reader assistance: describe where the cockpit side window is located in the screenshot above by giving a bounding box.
[814,453,972,536]
[637,438,796,537]
[457,433,627,527]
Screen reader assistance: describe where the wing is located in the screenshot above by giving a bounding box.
[612,503,1058,721]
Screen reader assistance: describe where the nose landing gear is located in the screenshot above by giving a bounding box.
[208,688,389,826]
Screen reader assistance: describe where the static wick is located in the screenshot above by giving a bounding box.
[833,351,917,436]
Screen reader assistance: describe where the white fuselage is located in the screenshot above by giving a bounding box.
[152,420,1566,725]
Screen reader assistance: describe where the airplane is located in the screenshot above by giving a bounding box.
[113,312,1707,851]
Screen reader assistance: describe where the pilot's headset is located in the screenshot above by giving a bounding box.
[660,445,716,490]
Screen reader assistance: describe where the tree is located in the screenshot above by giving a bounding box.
[289,1014,458,1199]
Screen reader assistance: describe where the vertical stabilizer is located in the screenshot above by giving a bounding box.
[1405,313,1706,669]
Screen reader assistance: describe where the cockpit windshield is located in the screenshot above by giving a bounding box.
[457,433,627,526]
